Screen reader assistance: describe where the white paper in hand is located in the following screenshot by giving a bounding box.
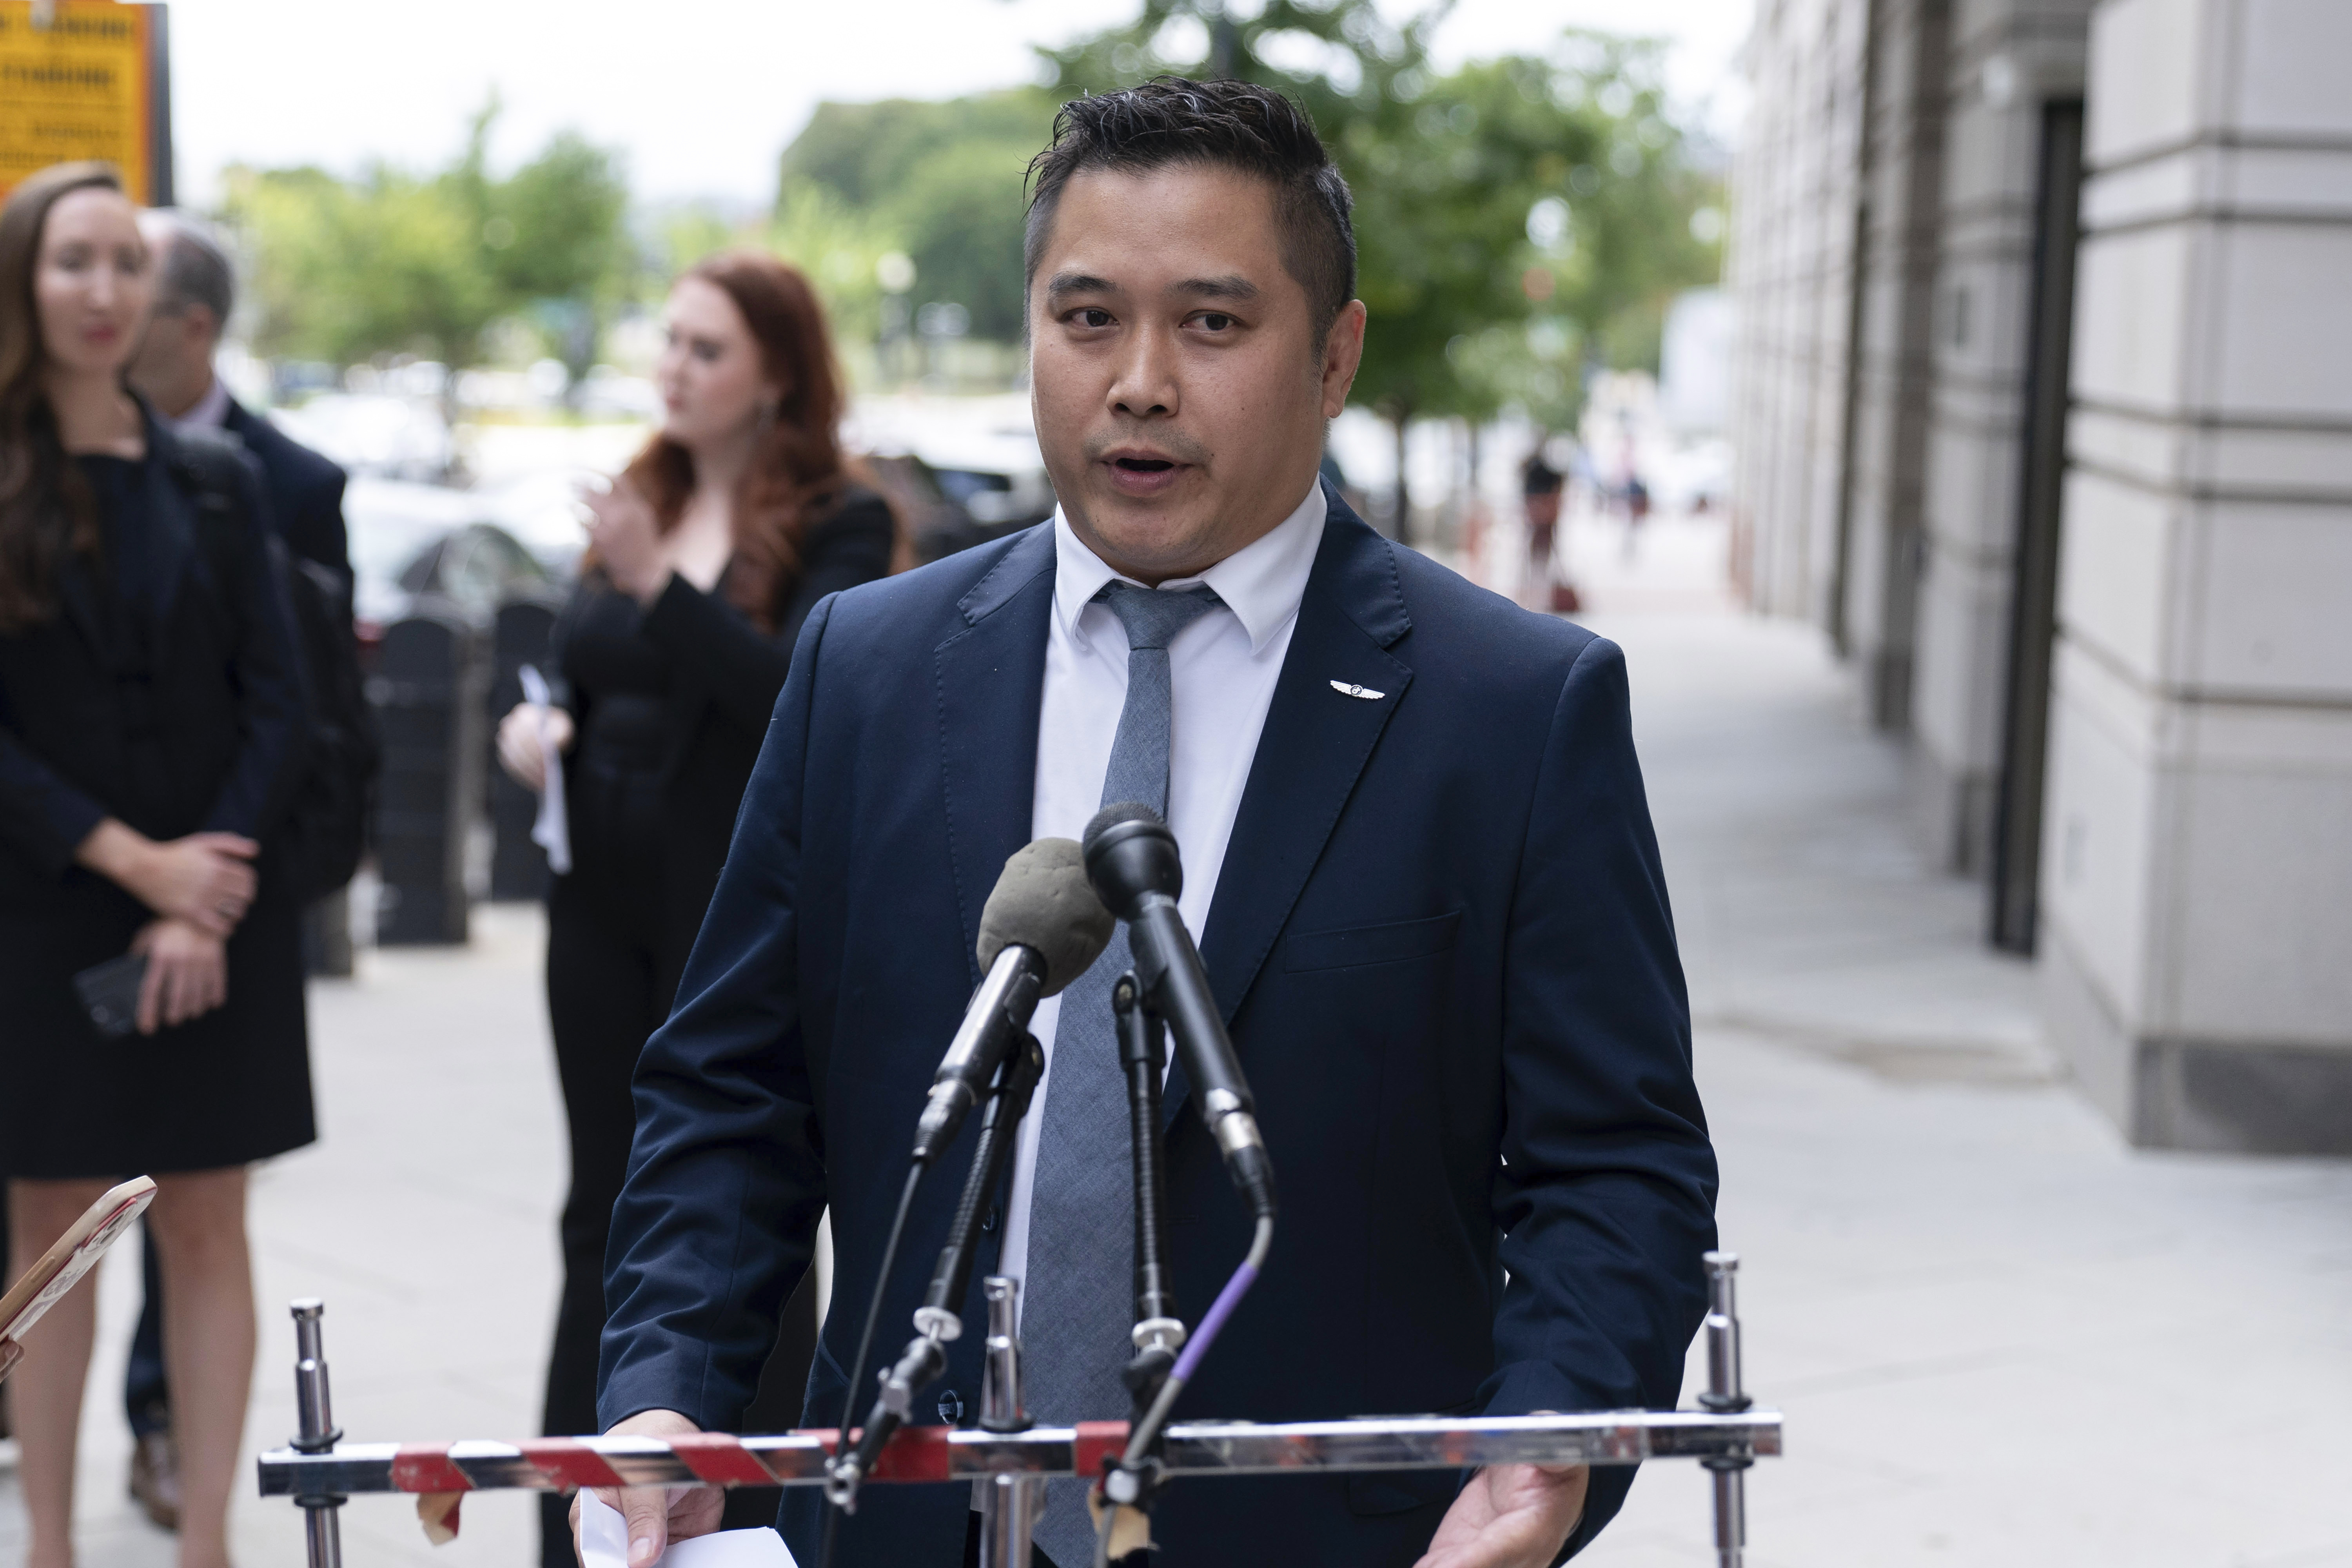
[518,664,573,875]
[578,1487,796,1568]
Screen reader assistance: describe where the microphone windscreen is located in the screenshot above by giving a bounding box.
[976,837,1115,995]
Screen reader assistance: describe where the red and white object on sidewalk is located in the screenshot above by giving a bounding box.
[0,1175,156,1382]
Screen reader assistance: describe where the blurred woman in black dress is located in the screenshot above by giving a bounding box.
[0,163,310,1568]
[495,251,897,1564]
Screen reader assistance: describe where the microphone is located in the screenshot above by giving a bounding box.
[911,837,1113,1164]
[1082,803,1278,1221]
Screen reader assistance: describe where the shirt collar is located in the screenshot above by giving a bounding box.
[162,375,232,434]
[1051,482,1327,655]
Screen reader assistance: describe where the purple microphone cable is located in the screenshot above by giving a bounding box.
[1121,1212,1273,1468]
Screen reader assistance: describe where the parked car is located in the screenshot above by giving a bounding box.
[275,394,457,483]
[849,393,1056,563]
[345,477,560,663]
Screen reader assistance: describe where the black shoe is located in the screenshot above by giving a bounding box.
[130,1430,181,1531]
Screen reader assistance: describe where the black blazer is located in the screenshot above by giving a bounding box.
[223,397,350,583]
[597,485,1718,1565]
[553,488,895,962]
[0,415,305,902]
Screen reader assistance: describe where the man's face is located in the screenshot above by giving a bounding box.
[1028,163,1366,583]
[127,302,214,405]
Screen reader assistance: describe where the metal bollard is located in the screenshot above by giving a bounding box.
[1697,1252,1751,1568]
[975,1277,1038,1568]
[289,1299,346,1568]
[370,605,486,945]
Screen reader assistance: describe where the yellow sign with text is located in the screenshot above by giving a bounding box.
[0,1,156,204]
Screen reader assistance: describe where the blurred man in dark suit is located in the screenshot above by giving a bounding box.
[131,211,350,584]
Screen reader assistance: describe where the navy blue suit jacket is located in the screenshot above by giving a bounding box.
[225,399,350,583]
[599,485,1718,1565]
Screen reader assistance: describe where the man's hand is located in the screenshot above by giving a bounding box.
[1414,1463,1588,1568]
[570,1409,724,1568]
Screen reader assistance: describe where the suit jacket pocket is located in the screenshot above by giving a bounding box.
[1282,909,1462,974]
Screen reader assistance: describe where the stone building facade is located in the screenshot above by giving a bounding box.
[1726,0,2351,1152]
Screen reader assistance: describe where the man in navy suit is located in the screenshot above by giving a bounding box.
[587,80,1717,1568]
[131,211,351,585]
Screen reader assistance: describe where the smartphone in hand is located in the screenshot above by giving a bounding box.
[73,951,149,1041]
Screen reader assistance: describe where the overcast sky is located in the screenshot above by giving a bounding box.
[166,0,1752,208]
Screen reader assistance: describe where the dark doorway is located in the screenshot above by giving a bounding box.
[1989,100,2086,953]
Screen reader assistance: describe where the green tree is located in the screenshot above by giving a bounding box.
[445,103,631,391]
[779,90,1056,344]
[1047,5,1722,539]
[225,163,498,368]
[766,180,909,347]
[225,105,632,385]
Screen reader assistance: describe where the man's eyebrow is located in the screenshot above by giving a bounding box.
[1045,272,1117,300]
[1171,274,1259,302]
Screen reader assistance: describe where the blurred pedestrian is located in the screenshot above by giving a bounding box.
[493,250,897,1567]
[1522,446,1573,613]
[45,206,361,1534]
[1623,470,1651,561]
[132,210,350,582]
[0,163,313,1568]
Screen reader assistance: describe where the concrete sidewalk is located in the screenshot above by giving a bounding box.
[1513,507,2352,1567]
[6,508,2346,1568]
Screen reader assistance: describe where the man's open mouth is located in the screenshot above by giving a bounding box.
[1112,457,1177,473]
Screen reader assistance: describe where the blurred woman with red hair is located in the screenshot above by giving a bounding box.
[495,250,897,1565]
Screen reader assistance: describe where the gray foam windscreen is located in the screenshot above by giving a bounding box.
[976,837,1116,995]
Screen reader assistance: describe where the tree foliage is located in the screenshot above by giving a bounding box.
[224,103,630,379]
[1047,3,1722,439]
[778,90,1058,343]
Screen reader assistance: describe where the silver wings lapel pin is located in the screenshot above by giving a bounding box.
[1329,680,1386,700]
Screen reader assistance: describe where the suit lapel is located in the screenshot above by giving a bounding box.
[1170,485,1414,1125]
[935,524,1056,983]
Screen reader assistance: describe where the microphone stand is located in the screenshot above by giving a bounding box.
[1087,973,1187,1559]
[1115,973,1183,1422]
[829,1033,1045,1513]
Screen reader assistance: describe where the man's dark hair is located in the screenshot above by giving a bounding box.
[146,210,236,330]
[1523,450,1565,497]
[1024,78,1356,343]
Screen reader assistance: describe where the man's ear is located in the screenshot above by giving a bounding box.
[1321,300,1368,418]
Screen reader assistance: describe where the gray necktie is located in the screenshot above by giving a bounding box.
[1023,580,1222,1567]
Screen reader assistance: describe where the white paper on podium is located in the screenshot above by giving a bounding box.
[578,1486,797,1568]
[517,664,573,875]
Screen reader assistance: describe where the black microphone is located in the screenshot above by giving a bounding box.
[910,837,1113,1164]
[1082,803,1278,1221]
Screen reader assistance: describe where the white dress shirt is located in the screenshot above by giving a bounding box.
[161,374,232,435]
[998,482,1328,1299]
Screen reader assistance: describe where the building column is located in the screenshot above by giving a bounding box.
[1838,0,1954,728]
[1908,1,2092,875]
[2040,0,2352,1151]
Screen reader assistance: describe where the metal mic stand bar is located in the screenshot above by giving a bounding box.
[264,1268,1777,1568]
[975,1276,1036,1568]
[259,1408,1784,1497]
[286,1300,345,1568]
